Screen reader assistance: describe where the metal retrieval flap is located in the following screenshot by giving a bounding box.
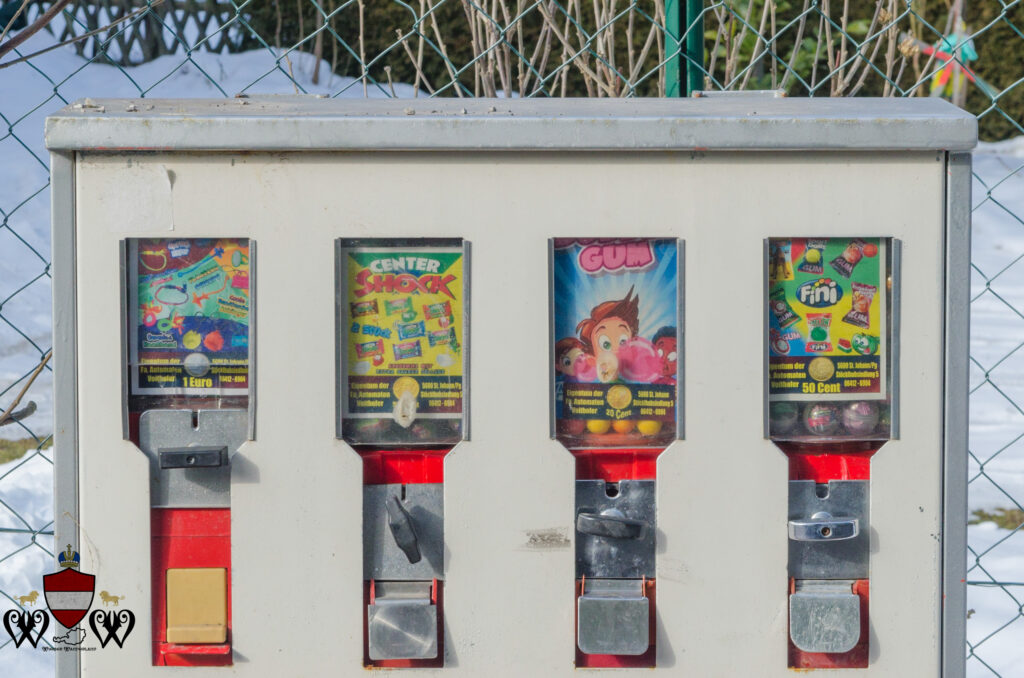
[367,581,437,660]
[577,579,649,656]
[789,579,861,654]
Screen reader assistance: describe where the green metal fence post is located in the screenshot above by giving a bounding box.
[665,0,682,96]
[685,0,704,95]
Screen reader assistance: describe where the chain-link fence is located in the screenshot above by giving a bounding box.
[1,0,1022,674]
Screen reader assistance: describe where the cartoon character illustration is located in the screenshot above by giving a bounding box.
[852,333,879,355]
[555,337,595,381]
[575,286,640,383]
[652,326,677,380]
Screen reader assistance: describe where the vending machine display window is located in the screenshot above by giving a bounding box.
[551,238,681,450]
[766,237,894,445]
[337,238,466,447]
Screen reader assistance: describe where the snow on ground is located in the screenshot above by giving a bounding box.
[0,451,55,675]
[1,25,1024,678]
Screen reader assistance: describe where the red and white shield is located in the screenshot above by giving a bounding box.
[44,568,96,629]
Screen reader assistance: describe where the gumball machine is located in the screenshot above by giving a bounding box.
[550,238,681,667]
[125,237,252,667]
[766,237,893,669]
[336,238,467,667]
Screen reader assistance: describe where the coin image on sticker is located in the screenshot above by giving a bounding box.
[183,352,211,377]
[606,385,632,410]
[393,376,420,398]
[808,356,835,382]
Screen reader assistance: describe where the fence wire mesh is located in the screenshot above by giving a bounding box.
[1,0,1022,673]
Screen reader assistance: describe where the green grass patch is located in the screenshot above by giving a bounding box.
[970,508,1024,531]
[0,437,52,465]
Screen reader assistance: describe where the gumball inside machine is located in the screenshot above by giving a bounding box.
[550,238,681,667]
[766,237,894,669]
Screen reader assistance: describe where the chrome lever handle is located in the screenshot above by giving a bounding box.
[788,512,859,541]
[576,509,648,540]
[386,495,422,564]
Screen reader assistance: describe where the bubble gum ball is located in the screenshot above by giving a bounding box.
[769,402,800,434]
[637,420,663,436]
[612,420,636,434]
[842,401,880,436]
[559,419,586,436]
[803,402,841,436]
[805,249,821,264]
[586,420,612,434]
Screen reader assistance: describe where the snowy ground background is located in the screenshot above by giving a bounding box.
[2,25,1023,677]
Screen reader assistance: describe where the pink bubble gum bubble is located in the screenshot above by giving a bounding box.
[617,337,662,383]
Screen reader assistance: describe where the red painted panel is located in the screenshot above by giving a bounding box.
[357,448,451,485]
[571,448,663,481]
[150,508,232,667]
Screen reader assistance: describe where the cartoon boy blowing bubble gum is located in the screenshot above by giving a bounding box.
[575,286,640,383]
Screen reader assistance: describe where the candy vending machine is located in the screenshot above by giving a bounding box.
[766,237,891,668]
[550,238,681,667]
[336,239,467,666]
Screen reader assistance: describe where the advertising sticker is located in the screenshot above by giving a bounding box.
[339,239,464,444]
[552,238,679,448]
[767,237,888,402]
[128,238,250,396]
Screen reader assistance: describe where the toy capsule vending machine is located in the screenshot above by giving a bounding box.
[126,238,251,666]
[336,238,466,667]
[766,237,892,669]
[551,238,680,667]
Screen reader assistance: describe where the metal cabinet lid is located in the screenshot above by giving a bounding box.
[45,97,977,153]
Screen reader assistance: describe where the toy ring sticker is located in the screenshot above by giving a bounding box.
[128,238,250,396]
[767,237,887,401]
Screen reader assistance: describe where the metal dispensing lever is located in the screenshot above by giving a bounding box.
[158,445,229,469]
[576,509,649,540]
[386,495,422,564]
[788,512,859,541]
